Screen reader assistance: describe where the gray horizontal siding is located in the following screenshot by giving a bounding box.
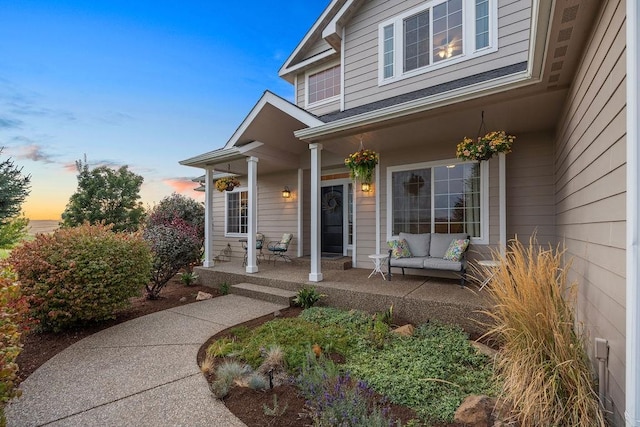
[553,0,626,421]
[342,0,532,110]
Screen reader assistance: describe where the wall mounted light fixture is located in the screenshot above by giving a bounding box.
[361,182,371,192]
[282,186,291,198]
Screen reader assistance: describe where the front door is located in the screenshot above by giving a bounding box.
[321,185,344,254]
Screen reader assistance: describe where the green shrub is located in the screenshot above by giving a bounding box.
[0,266,29,410]
[0,216,29,249]
[8,223,152,332]
[293,285,325,309]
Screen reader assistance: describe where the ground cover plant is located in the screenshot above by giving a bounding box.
[203,306,496,425]
[8,223,152,332]
[481,237,605,426]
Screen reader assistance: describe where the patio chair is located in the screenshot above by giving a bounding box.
[242,233,265,266]
[267,233,293,264]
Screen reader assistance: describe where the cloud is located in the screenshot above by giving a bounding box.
[12,144,55,163]
[0,117,23,129]
[163,177,203,194]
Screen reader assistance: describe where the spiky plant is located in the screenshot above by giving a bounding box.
[480,237,605,426]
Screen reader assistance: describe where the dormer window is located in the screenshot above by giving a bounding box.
[306,64,341,106]
[378,0,497,85]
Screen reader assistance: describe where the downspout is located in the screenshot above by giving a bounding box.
[626,1,640,425]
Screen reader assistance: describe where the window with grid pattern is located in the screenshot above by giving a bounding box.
[226,190,248,235]
[308,65,341,104]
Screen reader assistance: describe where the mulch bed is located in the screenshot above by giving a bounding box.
[196,308,464,427]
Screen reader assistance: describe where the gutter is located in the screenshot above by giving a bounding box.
[294,71,537,141]
[627,1,640,425]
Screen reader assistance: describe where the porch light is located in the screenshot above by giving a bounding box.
[282,186,291,198]
[361,182,371,192]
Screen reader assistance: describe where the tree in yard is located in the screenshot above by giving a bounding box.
[143,193,204,299]
[0,215,29,249]
[61,158,145,232]
[0,148,31,225]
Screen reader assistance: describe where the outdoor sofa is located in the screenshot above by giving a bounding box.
[387,232,471,287]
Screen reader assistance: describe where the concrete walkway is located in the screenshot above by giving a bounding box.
[6,295,288,427]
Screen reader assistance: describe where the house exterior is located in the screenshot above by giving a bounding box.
[180,0,640,424]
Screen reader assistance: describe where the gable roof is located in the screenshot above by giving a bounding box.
[179,91,323,171]
[278,0,365,82]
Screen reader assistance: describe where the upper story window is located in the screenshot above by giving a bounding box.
[379,0,497,85]
[307,64,341,106]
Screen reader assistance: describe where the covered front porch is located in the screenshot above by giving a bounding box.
[194,257,492,336]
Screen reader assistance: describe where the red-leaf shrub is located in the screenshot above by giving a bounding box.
[7,224,152,332]
[0,266,29,407]
[143,194,204,299]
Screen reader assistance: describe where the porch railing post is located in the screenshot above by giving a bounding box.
[203,168,215,267]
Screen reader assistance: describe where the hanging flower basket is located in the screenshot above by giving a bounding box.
[215,176,241,192]
[456,130,516,161]
[344,149,379,184]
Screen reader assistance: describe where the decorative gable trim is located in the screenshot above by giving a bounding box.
[279,0,364,82]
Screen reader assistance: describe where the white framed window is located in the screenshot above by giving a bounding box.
[225,188,248,237]
[378,0,497,85]
[306,64,341,106]
[386,160,488,243]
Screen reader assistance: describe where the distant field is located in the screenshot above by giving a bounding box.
[28,220,60,236]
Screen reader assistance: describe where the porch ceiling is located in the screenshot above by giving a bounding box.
[315,87,569,161]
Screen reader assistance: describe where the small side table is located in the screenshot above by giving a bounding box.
[368,254,389,280]
[477,260,500,291]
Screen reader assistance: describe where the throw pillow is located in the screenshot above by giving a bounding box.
[443,238,470,261]
[388,239,412,259]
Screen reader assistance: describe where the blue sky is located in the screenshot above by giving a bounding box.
[0,0,328,219]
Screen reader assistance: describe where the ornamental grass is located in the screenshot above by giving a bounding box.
[479,237,605,426]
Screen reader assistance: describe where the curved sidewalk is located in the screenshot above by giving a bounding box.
[6,294,288,427]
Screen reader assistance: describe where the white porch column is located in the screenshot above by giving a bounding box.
[309,143,323,282]
[246,156,259,273]
[627,0,640,424]
[297,168,304,258]
[202,168,215,267]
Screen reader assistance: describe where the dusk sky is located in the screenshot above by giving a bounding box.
[0,0,328,219]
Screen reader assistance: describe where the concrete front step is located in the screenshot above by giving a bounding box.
[231,282,297,306]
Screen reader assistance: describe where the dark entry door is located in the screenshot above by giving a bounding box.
[321,185,343,254]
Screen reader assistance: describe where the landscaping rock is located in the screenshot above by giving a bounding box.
[392,324,415,337]
[454,395,496,427]
[196,291,213,301]
[179,297,187,302]
[471,341,498,359]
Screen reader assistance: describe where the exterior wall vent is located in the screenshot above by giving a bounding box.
[558,27,573,42]
[561,5,579,23]
[551,61,564,72]
[554,46,568,58]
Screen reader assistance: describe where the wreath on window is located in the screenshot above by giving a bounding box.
[321,191,342,213]
[403,174,425,196]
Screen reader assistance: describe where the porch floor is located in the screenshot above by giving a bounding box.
[195,258,493,336]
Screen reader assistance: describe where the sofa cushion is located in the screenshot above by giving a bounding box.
[399,232,431,257]
[443,238,470,261]
[390,257,426,269]
[430,233,469,258]
[388,239,411,259]
[423,258,462,271]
